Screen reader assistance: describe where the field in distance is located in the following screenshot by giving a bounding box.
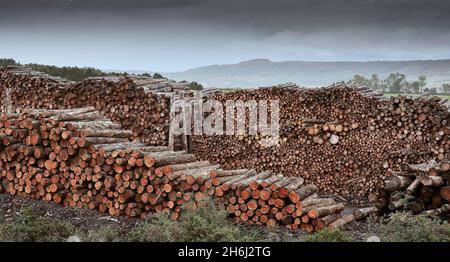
[383,93,450,99]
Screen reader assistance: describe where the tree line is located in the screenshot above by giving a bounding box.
[345,73,450,95]
[0,58,122,81]
[0,58,204,90]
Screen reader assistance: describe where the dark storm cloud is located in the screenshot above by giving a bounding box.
[1,0,450,71]
[2,0,450,28]
[0,1,447,23]
[0,0,205,11]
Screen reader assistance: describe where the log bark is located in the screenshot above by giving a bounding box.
[440,186,450,202]
[314,203,345,218]
[418,174,444,187]
[385,175,412,191]
[328,214,355,229]
[353,206,378,221]
[295,184,318,200]
[406,179,420,195]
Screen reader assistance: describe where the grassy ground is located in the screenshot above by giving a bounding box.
[0,194,449,242]
[383,93,450,99]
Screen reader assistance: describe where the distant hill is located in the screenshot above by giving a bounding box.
[165,59,450,88]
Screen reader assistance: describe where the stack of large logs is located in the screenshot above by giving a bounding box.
[0,107,344,232]
[373,159,450,217]
[0,107,209,218]
[0,66,171,146]
[192,85,450,197]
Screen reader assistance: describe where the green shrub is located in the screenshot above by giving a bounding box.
[178,200,255,242]
[305,228,354,242]
[1,207,75,242]
[378,212,450,242]
[127,199,255,242]
[127,211,181,242]
[153,73,165,79]
[245,225,300,242]
[83,225,122,242]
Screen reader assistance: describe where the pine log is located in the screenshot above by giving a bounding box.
[440,186,450,202]
[328,214,355,229]
[302,197,336,208]
[406,179,420,195]
[314,203,345,218]
[295,184,318,200]
[424,204,450,216]
[418,174,444,187]
[385,175,413,191]
[317,213,342,226]
[151,154,197,167]
[353,206,378,221]
[83,129,133,138]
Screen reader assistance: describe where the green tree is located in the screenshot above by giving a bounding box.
[418,75,427,93]
[370,74,380,90]
[1,57,129,81]
[403,82,412,93]
[410,81,421,93]
[442,83,450,94]
[0,58,18,67]
[386,73,406,93]
[153,73,165,79]
[349,74,369,86]
[189,81,203,90]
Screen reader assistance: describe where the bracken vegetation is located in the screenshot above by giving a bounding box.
[1,197,449,242]
[304,228,354,242]
[128,200,256,242]
[376,212,450,242]
[0,207,74,242]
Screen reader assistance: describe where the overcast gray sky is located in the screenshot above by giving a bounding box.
[1,0,449,72]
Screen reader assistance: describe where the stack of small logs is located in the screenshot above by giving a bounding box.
[0,107,344,232]
[208,169,346,232]
[373,159,450,217]
[0,66,171,146]
[192,85,450,197]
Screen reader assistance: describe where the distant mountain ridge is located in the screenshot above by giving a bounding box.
[165,59,450,88]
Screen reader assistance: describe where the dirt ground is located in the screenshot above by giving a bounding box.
[0,194,140,235]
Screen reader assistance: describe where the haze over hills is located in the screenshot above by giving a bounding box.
[164,59,450,88]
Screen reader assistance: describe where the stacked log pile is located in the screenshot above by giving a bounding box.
[192,85,450,197]
[86,75,192,94]
[4,65,448,212]
[209,169,345,232]
[373,159,450,217]
[0,107,344,232]
[0,66,171,146]
[62,78,170,146]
